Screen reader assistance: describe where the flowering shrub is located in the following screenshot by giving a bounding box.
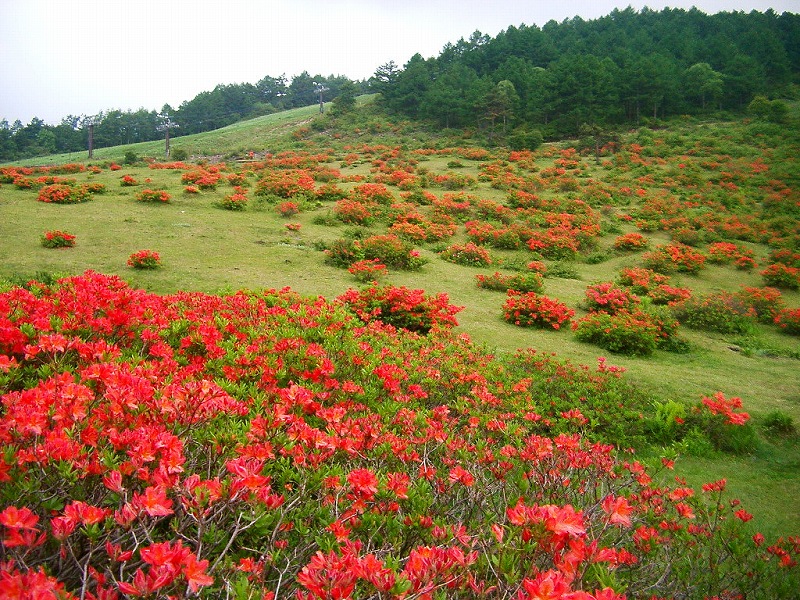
[526,228,581,260]
[40,230,76,248]
[476,271,544,293]
[334,199,375,224]
[775,308,800,335]
[349,182,394,204]
[184,185,200,194]
[672,292,756,334]
[127,249,162,269]
[37,184,83,204]
[617,267,670,294]
[347,259,388,283]
[768,248,800,268]
[285,222,302,232]
[0,272,797,599]
[583,282,640,314]
[255,169,315,198]
[614,232,649,251]
[325,235,425,271]
[135,189,171,203]
[338,283,462,333]
[439,242,492,267]
[642,243,706,274]
[707,242,757,270]
[276,201,300,217]
[761,263,800,290]
[181,168,222,190]
[120,174,138,187]
[648,284,693,305]
[219,187,248,210]
[736,286,785,323]
[503,291,574,329]
[573,308,679,356]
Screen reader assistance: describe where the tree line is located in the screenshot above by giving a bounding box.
[372,7,799,143]
[0,73,366,161]
[2,7,798,161]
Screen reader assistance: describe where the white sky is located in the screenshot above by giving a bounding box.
[0,0,796,125]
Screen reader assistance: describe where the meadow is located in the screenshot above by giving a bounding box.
[0,100,799,597]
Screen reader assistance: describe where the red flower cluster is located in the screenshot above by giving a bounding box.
[503,291,574,329]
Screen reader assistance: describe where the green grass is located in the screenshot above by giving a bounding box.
[2,101,800,537]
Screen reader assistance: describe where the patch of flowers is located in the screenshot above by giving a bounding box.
[40,230,76,249]
[0,272,797,599]
[276,201,300,217]
[613,232,649,251]
[338,283,462,333]
[127,250,162,269]
[347,259,389,283]
[219,188,248,210]
[503,290,574,329]
[583,282,640,314]
[135,189,171,203]
[642,242,706,274]
[439,242,492,267]
[736,286,785,323]
[774,307,800,335]
[37,183,92,204]
[120,174,138,187]
[707,242,757,270]
[761,263,800,290]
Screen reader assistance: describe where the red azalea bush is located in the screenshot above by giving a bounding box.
[181,168,222,190]
[761,263,800,290]
[617,267,670,294]
[736,286,785,323]
[338,283,462,333]
[584,282,640,314]
[120,174,138,187]
[439,242,492,267]
[347,259,389,283]
[648,283,693,305]
[219,189,248,211]
[334,199,375,224]
[37,184,83,204]
[135,189,171,203]
[476,271,544,294]
[276,201,300,217]
[40,230,76,249]
[0,272,797,598]
[255,169,316,199]
[503,290,574,329]
[707,242,757,270]
[774,307,800,335]
[768,248,800,268]
[613,232,649,251]
[642,243,706,274]
[127,250,162,269]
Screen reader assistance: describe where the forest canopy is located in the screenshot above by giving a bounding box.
[1,7,798,160]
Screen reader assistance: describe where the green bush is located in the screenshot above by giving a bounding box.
[671,292,756,334]
[762,411,796,437]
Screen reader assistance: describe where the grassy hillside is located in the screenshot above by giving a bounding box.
[2,98,799,540]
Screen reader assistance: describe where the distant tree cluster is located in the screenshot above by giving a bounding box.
[2,8,798,161]
[0,73,366,161]
[371,7,799,142]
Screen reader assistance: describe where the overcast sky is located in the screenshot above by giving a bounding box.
[1,0,796,125]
